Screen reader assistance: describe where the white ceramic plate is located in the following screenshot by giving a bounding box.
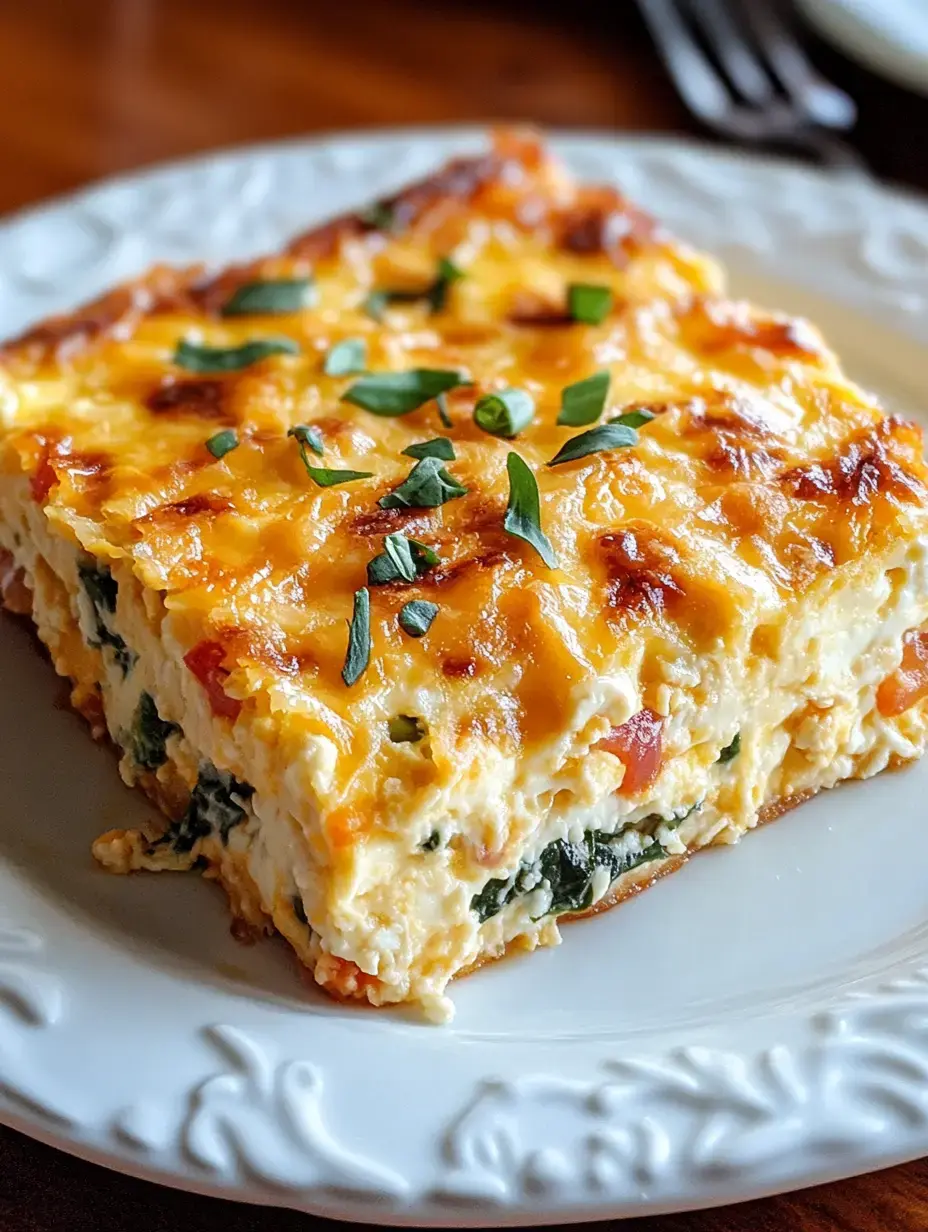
[4,129,928,1225]
[797,0,928,97]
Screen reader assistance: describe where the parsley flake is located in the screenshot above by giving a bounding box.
[342,588,371,686]
[398,600,439,637]
[378,456,468,509]
[609,407,656,430]
[436,392,453,429]
[324,337,367,376]
[547,423,638,467]
[288,424,372,487]
[717,733,741,763]
[221,278,316,316]
[174,337,299,373]
[367,533,439,585]
[557,371,610,426]
[503,452,557,568]
[402,437,455,461]
[342,369,469,417]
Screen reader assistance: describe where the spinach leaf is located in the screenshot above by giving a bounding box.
[129,692,180,771]
[717,732,741,763]
[161,762,254,854]
[420,830,442,852]
[78,559,136,676]
[470,825,668,923]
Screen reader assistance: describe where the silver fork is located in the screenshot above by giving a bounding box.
[636,0,866,172]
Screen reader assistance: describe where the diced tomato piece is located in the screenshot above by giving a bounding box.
[183,640,242,721]
[597,706,665,796]
[877,629,928,718]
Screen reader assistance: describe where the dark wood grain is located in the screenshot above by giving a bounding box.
[2,2,927,1229]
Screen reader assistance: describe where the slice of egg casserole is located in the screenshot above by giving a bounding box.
[3,132,928,1022]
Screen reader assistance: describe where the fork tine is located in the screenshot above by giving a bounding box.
[686,0,775,104]
[743,0,857,129]
[635,0,734,126]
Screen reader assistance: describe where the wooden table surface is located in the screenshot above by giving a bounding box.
[3,1,928,1229]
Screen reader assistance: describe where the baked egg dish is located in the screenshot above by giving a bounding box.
[2,133,928,1022]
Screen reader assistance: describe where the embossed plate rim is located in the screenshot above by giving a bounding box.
[4,128,928,1224]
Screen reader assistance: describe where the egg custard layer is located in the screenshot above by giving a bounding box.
[3,134,928,1021]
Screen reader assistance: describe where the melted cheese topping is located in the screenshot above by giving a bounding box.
[3,132,928,1014]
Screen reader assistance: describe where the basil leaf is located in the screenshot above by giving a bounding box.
[221,278,315,316]
[367,533,439,585]
[609,407,655,430]
[503,452,557,568]
[205,429,239,459]
[557,371,610,427]
[388,714,426,743]
[436,392,453,429]
[288,424,325,457]
[402,437,455,461]
[342,369,469,417]
[567,283,614,325]
[342,588,371,686]
[289,424,372,487]
[547,423,637,467]
[324,337,367,376]
[717,732,741,764]
[427,256,464,313]
[378,456,468,509]
[473,388,535,438]
[174,337,299,373]
[399,599,438,637]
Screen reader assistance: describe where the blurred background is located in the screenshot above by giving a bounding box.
[3,0,928,218]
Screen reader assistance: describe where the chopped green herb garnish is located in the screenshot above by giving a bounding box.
[205,429,239,460]
[717,733,741,763]
[388,714,426,743]
[129,692,180,771]
[402,437,455,461]
[363,288,420,321]
[367,533,439,585]
[342,588,371,687]
[503,452,557,568]
[359,201,397,231]
[547,422,638,467]
[288,424,325,457]
[609,407,656,430]
[342,369,469,417]
[421,829,442,852]
[436,392,453,429]
[427,256,465,313]
[174,337,299,373]
[567,283,614,326]
[221,278,315,317]
[557,371,610,427]
[398,599,439,637]
[378,456,468,509]
[288,424,372,487]
[324,337,367,376]
[473,388,535,438]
